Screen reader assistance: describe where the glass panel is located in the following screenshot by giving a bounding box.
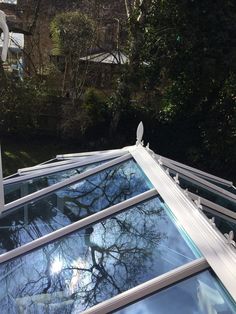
[0,197,200,313]
[203,208,236,235]
[172,166,236,195]
[4,160,108,204]
[0,159,152,253]
[166,168,236,213]
[202,179,236,195]
[115,270,236,314]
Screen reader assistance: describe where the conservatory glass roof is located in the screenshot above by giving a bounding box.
[0,122,236,313]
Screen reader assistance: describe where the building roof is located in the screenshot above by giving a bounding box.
[80,50,128,65]
[0,122,236,313]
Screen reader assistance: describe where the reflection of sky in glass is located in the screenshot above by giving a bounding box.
[115,270,236,314]
[4,160,106,203]
[0,197,200,313]
[0,159,152,253]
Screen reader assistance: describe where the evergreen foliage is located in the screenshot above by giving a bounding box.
[50,11,96,100]
[111,0,236,179]
[0,1,235,180]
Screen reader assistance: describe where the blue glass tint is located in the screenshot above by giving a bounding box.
[203,208,236,235]
[4,161,106,204]
[0,159,152,253]
[115,270,236,314]
[0,197,200,313]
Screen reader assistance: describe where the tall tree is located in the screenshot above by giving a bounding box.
[50,11,96,103]
[109,0,152,135]
[111,0,236,178]
[144,0,236,177]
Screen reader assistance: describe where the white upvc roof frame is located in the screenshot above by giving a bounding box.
[201,206,236,226]
[3,154,132,213]
[82,258,208,314]
[82,258,209,314]
[37,158,58,165]
[4,151,127,185]
[17,150,127,175]
[17,159,82,175]
[0,139,235,311]
[161,158,236,202]
[3,173,18,180]
[56,147,130,159]
[189,191,236,221]
[130,145,236,299]
[0,188,157,264]
[159,155,233,187]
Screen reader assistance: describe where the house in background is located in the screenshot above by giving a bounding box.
[0,0,129,77]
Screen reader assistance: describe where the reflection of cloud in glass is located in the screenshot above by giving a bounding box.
[115,270,235,314]
[197,280,224,313]
[5,161,103,204]
[51,257,63,275]
[0,197,201,312]
[1,159,152,254]
[70,257,90,294]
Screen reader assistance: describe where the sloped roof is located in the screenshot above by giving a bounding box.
[80,50,128,65]
[0,122,236,313]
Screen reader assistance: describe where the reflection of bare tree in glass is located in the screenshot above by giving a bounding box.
[0,197,198,313]
[0,160,151,254]
[74,207,164,310]
[4,163,96,204]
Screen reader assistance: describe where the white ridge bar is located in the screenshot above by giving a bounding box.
[131,145,236,299]
[0,188,157,264]
[3,154,131,213]
[82,258,208,314]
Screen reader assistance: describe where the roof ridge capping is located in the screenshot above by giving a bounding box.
[131,134,236,300]
[134,121,236,250]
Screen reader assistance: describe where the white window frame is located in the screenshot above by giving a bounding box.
[130,145,236,300]
[17,150,127,175]
[82,258,208,314]
[56,147,130,159]
[4,151,127,185]
[2,153,131,213]
[0,143,235,312]
[188,191,236,221]
[0,188,157,264]
[160,158,236,202]
[159,155,233,187]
